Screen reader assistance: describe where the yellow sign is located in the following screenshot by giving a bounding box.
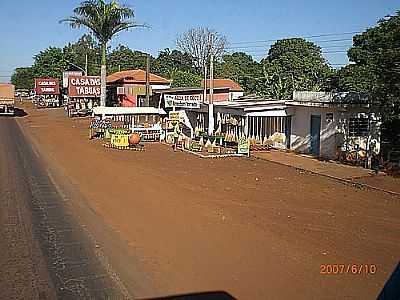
[111,134,129,147]
[169,111,180,123]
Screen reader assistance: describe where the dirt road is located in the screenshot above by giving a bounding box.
[5,103,400,299]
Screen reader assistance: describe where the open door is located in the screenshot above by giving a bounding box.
[310,115,321,156]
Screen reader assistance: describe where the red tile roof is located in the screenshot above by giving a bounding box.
[107,69,170,84]
[202,79,243,92]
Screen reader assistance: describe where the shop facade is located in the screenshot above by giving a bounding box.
[153,91,380,162]
[67,76,101,117]
[34,78,60,108]
[106,69,171,107]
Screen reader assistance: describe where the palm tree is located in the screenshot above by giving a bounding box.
[61,0,145,106]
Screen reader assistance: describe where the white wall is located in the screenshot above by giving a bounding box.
[290,106,340,159]
[290,107,381,159]
[230,91,244,100]
[151,84,171,90]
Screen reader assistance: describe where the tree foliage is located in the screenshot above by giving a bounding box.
[61,0,145,105]
[169,69,202,88]
[258,38,332,99]
[152,48,196,77]
[216,52,261,94]
[60,0,144,63]
[32,47,69,80]
[63,34,101,75]
[11,67,35,89]
[107,45,148,74]
[345,12,400,114]
[341,11,400,149]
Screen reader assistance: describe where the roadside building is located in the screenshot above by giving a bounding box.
[67,76,101,117]
[208,91,380,161]
[202,79,244,101]
[152,79,244,138]
[156,90,379,163]
[106,69,171,107]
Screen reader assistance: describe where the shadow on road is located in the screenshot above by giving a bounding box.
[377,262,400,300]
[14,108,28,117]
[0,108,29,118]
[142,291,236,300]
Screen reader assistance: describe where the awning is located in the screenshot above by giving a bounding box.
[246,110,288,117]
[93,106,167,115]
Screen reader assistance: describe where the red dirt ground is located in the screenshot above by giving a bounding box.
[17,103,400,300]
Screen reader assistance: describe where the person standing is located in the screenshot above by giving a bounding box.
[173,122,181,151]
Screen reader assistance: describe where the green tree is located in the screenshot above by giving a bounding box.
[152,48,196,77]
[61,0,145,106]
[32,47,69,80]
[169,69,202,88]
[259,38,332,99]
[11,67,35,89]
[332,64,377,92]
[107,45,149,74]
[216,52,261,94]
[343,11,400,151]
[63,34,101,75]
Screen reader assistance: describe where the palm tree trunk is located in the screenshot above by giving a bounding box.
[100,42,107,107]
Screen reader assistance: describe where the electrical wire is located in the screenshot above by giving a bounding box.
[229,31,360,45]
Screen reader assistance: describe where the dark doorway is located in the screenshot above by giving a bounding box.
[285,116,292,149]
[310,115,321,156]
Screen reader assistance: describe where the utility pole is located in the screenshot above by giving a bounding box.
[85,54,88,76]
[145,54,150,107]
[203,65,207,104]
[208,34,215,136]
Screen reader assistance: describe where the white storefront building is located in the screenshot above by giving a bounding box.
[179,91,380,161]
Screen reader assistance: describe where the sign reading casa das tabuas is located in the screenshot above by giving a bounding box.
[68,76,101,97]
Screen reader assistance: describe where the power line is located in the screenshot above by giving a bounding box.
[226,38,353,50]
[230,31,360,45]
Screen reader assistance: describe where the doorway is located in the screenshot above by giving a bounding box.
[310,115,321,156]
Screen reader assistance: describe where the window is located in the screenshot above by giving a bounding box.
[326,113,334,123]
[349,117,369,136]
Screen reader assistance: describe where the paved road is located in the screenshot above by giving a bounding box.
[0,116,129,299]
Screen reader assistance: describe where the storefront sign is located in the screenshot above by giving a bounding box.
[169,111,180,123]
[238,137,250,156]
[35,78,60,95]
[111,134,129,147]
[165,94,201,109]
[68,76,101,97]
[63,71,83,88]
[90,118,112,129]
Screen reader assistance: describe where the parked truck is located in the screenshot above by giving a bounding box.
[0,83,15,116]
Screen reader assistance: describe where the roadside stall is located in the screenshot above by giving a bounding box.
[34,78,60,108]
[92,106,167,143]
[67,76,100,117]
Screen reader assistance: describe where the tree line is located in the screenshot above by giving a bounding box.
[11,10,400,149]
[13,10,399,100]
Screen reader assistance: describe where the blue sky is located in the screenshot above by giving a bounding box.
[0,0,398,82]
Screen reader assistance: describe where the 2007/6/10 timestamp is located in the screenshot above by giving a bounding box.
[320,264,377,275]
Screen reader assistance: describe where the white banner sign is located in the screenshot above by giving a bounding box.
[63,71,83,88]
[164,94,201,109]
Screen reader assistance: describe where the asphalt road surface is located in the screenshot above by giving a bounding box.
[0,116,130,299]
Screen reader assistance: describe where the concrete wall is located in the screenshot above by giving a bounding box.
[290,106,340,159]
[230,91,244,100]
[290,106,381,159]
